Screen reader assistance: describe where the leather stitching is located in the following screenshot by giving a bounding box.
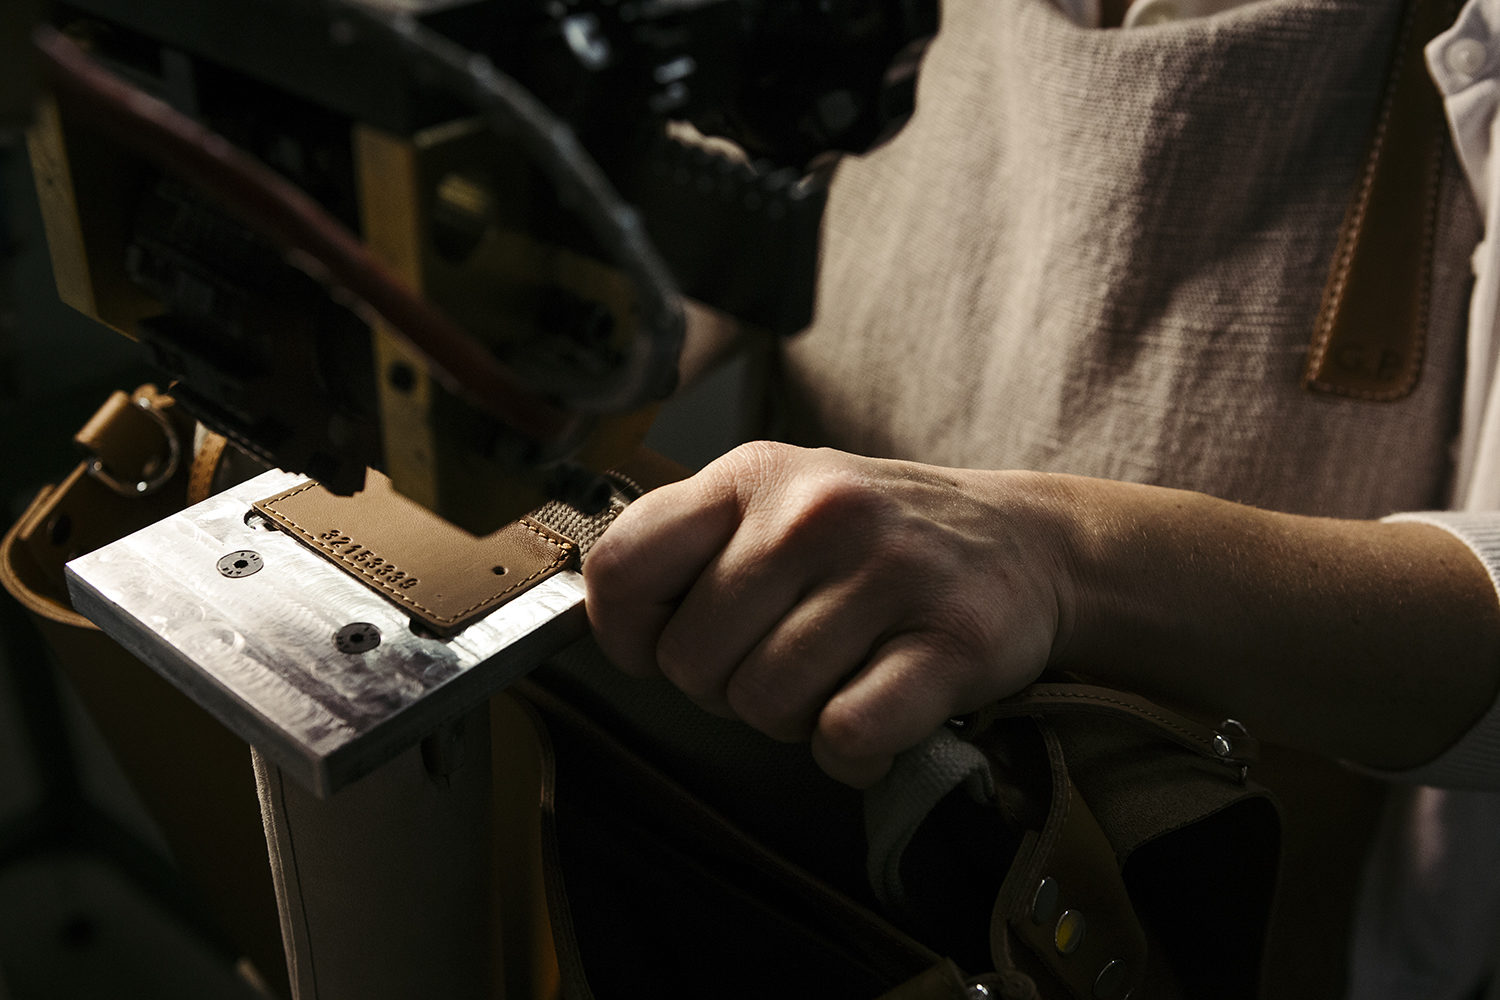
[1305,16,1401,388]
[1004,687,1213,753]
[261,481,575,624]
[1304,0,1441,402]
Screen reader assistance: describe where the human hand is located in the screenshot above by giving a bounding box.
[583,442,1080,786]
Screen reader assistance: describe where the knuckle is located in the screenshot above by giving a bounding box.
[815,696,884,763]
[782,470,883,543]
[581,536,630,596]
[709,440,798,490]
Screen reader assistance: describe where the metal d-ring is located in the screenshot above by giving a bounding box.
[87,396,183,497]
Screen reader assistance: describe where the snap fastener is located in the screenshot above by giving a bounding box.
[217,550,264,578]
[1055,909,1086,955]
[1446,38,1488,80]
[1094,959,1131,999]
[1031,877,1061,925]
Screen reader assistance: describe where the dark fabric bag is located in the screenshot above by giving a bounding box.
[510,664,1286,1000]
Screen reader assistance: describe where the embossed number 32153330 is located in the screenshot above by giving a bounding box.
[317,529,421,590]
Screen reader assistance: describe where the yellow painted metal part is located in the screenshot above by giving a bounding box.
[353,123,443,512]
[26,95,161,336]
[354,120,659,534]
[27,92,661,534]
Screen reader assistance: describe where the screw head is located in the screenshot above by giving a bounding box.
[217,550,263,578]
[335,622,382,654]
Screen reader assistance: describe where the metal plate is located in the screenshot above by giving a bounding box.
[65,470,589,797]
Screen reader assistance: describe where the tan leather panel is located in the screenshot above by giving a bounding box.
[254,470,576,635]
[1004,775,1150,1000]
[1303,0,1453,400]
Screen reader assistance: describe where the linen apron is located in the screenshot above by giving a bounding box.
[780,0,1484,995]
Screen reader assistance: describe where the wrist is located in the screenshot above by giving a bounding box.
[1025,475,1262,705]
[1012,475,1500,767]
[973,469,1104,675]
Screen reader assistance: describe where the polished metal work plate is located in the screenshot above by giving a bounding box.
[66,470,589,796]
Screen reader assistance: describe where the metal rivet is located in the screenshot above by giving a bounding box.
[217,550,263,578]
[1031,876,1060,925]
[1214,718,1249,758]
[335,622,381,654]
[1055,909,1086,955]
[1094,959,1130,999]
[1447,37,1488,80]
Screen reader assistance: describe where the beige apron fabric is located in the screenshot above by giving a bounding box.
[783,0,1485,995]
[782,0,1478,519]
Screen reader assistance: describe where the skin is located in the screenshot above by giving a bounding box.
[584,441,1500,787]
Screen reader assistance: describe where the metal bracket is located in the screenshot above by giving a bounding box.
[65,469,589,796]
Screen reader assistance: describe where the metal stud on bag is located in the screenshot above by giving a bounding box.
[1213,718,1253,783]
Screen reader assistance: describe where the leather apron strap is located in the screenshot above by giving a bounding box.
[1304,0,1457,399]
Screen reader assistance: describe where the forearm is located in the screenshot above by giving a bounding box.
[587,444,1500,787]
[1041,474,1500,770]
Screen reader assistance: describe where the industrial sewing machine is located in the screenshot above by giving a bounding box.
[18,0,936,530]
[0,3,938,995]
[8,0,937,782]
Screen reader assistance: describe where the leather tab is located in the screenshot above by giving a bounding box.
[74,385,183,494]
[4,385,197,612]
[254,471,576,636]
[1303,0,1451,400]
[987,722,1149,1000]
[874,959,970,1000]
[1003,779,1149,1000]
[978,683,1259,771]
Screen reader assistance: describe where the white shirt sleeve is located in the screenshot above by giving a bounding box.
[1371,0,1500,789]
[1377,512,1500,787]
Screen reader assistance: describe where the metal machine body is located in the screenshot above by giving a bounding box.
[25,0,937,531]
[10,8,940,990]
[65,469,591,796]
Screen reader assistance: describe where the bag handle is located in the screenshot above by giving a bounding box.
[972,682,1258,775]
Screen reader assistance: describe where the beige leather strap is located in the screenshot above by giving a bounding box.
[73,385,184,495]
[976,682,1258,773]
[1303,0,1454,399]
[3,385,196,611]
[188,428,231,505]
[996,768,1152,1000]
[254,471,578,636]
[0,385,287,996]
[874,959,971,1000]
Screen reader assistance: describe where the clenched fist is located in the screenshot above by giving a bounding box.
[583,442,1082,786]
